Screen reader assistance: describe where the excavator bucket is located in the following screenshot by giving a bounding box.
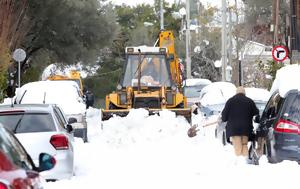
[101,108,192,124]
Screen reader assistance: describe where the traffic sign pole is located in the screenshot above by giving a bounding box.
[12,48,26,88]
[18,61,20,88]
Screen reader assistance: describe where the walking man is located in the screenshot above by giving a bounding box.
[221,86,259,158]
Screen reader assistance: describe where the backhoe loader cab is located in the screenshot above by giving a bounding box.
[122,46,171,88]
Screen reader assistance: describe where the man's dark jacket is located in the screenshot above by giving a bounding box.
[221,93,259,139]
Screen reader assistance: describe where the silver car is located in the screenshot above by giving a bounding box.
[0,104,75,181]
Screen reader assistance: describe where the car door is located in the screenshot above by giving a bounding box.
[52,107,74,143]
[259,92,284,139]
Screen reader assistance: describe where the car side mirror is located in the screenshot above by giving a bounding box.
[38,153,56,172]
[68,117,77,124]
[66,124,73,133]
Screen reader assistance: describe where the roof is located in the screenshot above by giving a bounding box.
[125,46,167,54]
[0,104,54,114]
[270,64,300,97]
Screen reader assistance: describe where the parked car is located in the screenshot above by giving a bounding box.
[215,88,270,146]
[15,80,88,142]
[0,124,55,189]
[256,89,300,163]
[183,78,212,107]
[0,104,75,180]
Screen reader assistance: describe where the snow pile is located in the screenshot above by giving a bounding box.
[245,87,270,102]
[200,82,236,106]
[271,64,300,97]
[97,109,190,148]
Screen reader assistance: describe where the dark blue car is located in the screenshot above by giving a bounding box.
[257,89,300,163]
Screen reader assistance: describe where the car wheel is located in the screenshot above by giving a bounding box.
[266,138,281,163]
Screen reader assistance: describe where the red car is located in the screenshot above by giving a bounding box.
[0,125,55,189]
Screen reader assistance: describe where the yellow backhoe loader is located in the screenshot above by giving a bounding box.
[47,70,84,95]
[101,30,192,123]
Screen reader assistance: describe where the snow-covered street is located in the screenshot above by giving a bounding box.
[44,108,300,189]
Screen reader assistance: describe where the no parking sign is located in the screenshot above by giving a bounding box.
[272,45,288,62]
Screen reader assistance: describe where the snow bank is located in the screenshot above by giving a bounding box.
[270,64,300,97]
[44,108,300,189]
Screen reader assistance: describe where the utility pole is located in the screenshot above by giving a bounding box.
[186,0,191,79]
[221,0,227,81]
[160,0,164,30]
[273,0,280,45]
[228,8,233,70]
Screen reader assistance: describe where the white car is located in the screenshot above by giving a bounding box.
[183,78,212,107]
[0,104,75,180]
[199,81,236,108]
[15,80,88,142]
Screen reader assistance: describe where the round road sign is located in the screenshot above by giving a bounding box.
[13,48,26,62]
[272,45,288,62]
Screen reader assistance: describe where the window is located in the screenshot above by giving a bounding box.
[122,54,171,87]
[0,113,55,133]
[53,108,66,130]
[282,93,300,124]
[261,92,284,119]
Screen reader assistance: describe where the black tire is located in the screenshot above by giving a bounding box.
[266,139,281,163]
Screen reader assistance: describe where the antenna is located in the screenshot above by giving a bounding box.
[10,97,14,108]
[43,92,46,104]
[18,90,27,104]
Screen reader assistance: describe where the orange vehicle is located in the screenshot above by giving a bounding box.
[101,30,191,123]
[47,70,83,95]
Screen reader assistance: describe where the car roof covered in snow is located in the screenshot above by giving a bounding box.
[15,81,85,115]
[270,64,300,97]
[199,82,236,106]
[245,88,270,102]
[184,78,212,87]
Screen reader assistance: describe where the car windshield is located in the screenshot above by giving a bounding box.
[0,127,33,170]
[184,85,206,98]
[122,54,171,87]
[0,113,56,133]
